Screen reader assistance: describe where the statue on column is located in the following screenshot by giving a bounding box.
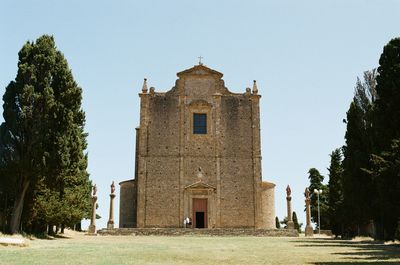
[286,185,294,229]
[88,184,98,235]
[107,181,116,230]
[304,187,314,236]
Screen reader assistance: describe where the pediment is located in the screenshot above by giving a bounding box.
[177,64,223,79]
[167,64,232,96]
[184,180,216,190]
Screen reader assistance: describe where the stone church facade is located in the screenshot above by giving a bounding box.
[119,64,275,229]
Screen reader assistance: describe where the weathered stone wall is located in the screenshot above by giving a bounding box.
[147,94,180,157]
[144,157,180,227]
[141,94,181,227]
[219,96,255,227]
[183,77,217,101]
[119,180,136,228]
[220,158,255,227]
[220,97,253,157]
[134,64,274,228]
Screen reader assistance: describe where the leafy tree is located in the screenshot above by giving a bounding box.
[275,216,281,229]
[0,35,91,234]
[327,148,344,237]
[292,211,302,232]
[307,168,329,229]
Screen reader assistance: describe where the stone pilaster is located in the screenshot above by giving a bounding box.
[178,93,185,224]
[137,80,150,228]
[213,92,222,227]
[251,91,262,228]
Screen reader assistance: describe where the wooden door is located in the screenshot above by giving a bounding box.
[192,198,207,228]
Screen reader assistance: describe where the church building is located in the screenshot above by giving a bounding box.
[119,63,275,229]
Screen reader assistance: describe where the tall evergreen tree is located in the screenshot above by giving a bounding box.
[327,148,343,237]
[0,35,91,234]
[341,70,377,237]
[0,124,18,232]
[374,38,400,151]
[369,140,400,240]
[307,168,329,229]
[371,37,400,240]
[292,211,302,232]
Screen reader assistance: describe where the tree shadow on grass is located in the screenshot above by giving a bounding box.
[32,233,71,240]
[310,261,400,265]
[291,238,400,264]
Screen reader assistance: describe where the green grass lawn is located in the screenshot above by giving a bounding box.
[0,232,399,265]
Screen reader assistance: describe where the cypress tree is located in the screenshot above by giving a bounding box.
[327,148,344,237]
[369,140,400,240]
[0,35,91,234]
[342,70,376,237]
[372,38,400,240]
[374,38,400,151]
[292,211,302,232]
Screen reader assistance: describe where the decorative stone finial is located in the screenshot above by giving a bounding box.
[305,187,310,199]
[142,78,148,93]
[252,80,258,95]
[111,181,115,194]
[245,87,251,95]
[286,185,291,197]
[149,87,155,95]
[92,184,97,197]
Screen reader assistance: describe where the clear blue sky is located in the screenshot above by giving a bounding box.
[1,0,399,230]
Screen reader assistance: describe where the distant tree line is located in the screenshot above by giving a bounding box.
[308,38,400,241]
[0,35,91,235]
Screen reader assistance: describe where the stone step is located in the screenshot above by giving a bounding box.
[97,228,298,237]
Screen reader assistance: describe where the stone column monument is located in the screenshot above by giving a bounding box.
[286,185,294,229]
[304,187,314,237]
[88,184,97,235]
[107,181,116,229]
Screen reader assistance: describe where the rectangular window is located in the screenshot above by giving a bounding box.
[193,113,207,134]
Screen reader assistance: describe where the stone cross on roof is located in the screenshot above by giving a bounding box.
[198,56,203,65]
